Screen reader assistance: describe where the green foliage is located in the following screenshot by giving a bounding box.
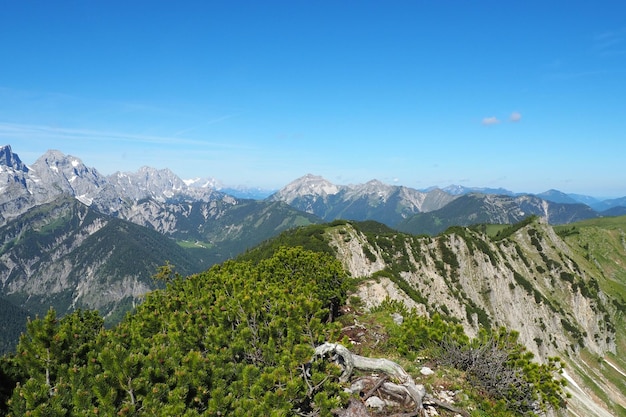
[465,300,492,330]
[351,220,396,235]
[375,300,468,358]
[439,328,567,415]
[438,238,460,273]
[365,301,568,416]
[3,248,350,416]
[372,269,428,305]
[7,308,104,416]
[494,216,539,241]
[237,224,337,263]
[514,243,531,267]
[362,245,377,262]
[556,226,580,238]
[0,298,30,355]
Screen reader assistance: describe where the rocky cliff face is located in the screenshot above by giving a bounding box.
[0,197,205,321]
[323,218,623,417]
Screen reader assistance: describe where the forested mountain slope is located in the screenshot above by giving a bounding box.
[0,198,203,329]
[241,216,626,416]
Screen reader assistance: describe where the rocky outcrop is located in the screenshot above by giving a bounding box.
[325,219,621,417]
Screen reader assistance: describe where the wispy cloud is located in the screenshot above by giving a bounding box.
[509,111,522,122]
[0,121,244,149]
[482,116,500,126]
[594,27,626,56]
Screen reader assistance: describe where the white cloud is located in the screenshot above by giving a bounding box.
[482,116,500,126]
[509,111,522,122]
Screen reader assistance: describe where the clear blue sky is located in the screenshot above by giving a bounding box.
[1,1,625,197]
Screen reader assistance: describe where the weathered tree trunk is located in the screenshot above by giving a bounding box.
[313,342,427,412]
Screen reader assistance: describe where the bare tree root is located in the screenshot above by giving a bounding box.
[314,342,428,414]
[313,342,471,417]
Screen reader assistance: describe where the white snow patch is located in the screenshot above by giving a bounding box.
[75,195,93,206]
[71,159,79,167]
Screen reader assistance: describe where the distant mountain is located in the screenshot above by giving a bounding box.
[31,149,109,205]
[0,146,320,238]
[184,176,275,200]
[269,176,625,231]
[535,189,580,205]
[565,192,601,206]
[220,186,276,200]
[590,196,626,212]
[396,193,599,235]
[269,173,341,203]
[0,145,27,172]
[268,174,458,226]
[438,185,607,209]
[439,184,515,196]
[108,166,191,201]
[600,206,626,217]
[0,146,65,223]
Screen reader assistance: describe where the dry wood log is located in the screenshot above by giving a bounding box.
[313,342,426,411]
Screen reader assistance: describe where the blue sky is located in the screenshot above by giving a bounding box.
[1,1,625,197]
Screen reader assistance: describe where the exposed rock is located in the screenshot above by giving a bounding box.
[364,396,385,410]
[391,312,404,325]
[420,366,435,376]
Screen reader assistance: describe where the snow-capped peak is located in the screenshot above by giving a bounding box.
[184,177,222,189]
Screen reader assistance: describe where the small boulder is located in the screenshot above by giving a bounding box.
[365,396,385,411]
[420,366,435,376]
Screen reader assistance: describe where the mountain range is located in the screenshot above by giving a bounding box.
[2,144,625,324]
[1,144,625,332]
[0,145,321,334]
[1,144,626,415]
[3,145,625,229]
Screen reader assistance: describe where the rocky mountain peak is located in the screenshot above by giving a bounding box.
[30,150,107,205]
[270,174,341,203]
[352,179,393,194]
[536,189,579,204]
[108,167,190,201]
[0,145,28,173]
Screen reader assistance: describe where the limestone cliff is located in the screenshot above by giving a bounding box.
[324,218,625,417]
